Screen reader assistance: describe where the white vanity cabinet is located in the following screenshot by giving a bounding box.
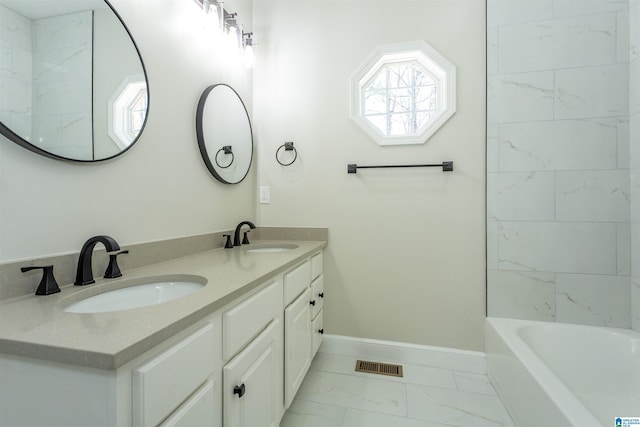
[132,323,219,427]
[283,251,324,408]
[0,247,325,427]
[221,276,284,427]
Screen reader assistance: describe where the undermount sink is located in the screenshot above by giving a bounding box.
[63,277,206,314]
[244,243,299,253]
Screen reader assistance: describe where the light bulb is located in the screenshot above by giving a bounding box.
[227,25,239,49]
[243,42,254,69]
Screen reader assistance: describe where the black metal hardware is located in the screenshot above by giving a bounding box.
[234,221,256,246]
[75,236,121,286]
[310,300,316,306]
[318,328,324,334]
[215,146,234,169]
[20,265,60,296]
[223,234,233,249]
[242,230,250,245]
[276,141,297,166]
[318,292,324,298]
[233,384,246,398]
[347,161,453,174]
[104,250,129,279]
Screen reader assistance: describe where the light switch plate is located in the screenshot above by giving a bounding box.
[259,186,270,204]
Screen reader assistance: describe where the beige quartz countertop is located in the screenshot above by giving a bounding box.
[0,240,326,370]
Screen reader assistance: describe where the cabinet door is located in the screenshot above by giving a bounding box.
[284,287,312,408]
[223,319,282,427]
[312,310,324,357]
[160,380,217,427]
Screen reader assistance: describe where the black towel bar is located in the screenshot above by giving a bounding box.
[347,161,453,174]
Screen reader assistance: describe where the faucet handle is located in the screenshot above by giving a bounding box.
[21,265,61,296]
[223,234,233,249]
[104,250,129,279]
[242,230,251,245]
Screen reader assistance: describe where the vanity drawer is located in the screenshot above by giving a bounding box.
[284,260,311,306]
[312,310,324,356]
[310,252,323,280]
[133,323,215,427]
[223,278,282,360]
[310,275,324,319]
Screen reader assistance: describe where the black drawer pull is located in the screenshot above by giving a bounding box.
[233,384,246,398]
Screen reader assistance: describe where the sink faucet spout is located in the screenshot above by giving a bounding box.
[75,235,121,286]
[233,221,256,246]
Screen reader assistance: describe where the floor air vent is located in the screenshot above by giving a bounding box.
[355,360,403,377]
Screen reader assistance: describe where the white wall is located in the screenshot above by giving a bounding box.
[487,0,631,328]
[0,0,256,262]
[254,0,487,351]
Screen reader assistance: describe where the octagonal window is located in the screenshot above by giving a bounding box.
[351,41,456,146]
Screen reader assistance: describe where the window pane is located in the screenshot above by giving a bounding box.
[387,64,413,88]
[388,113,415,135]
[366,70,388,91]
[364,90,387,114]
[387,88,412,114]
[365,114,387,135]
[415,85,437,111]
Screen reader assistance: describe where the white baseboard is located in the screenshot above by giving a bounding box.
[318,334,486,374]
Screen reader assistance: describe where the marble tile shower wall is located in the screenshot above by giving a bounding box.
[31,11,93,159]
[0,4,32,138]
[487,0,632,327]
[630,0,640,332]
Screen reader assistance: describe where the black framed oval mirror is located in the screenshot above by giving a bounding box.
[196,84,253,184]
[0,0,149,162]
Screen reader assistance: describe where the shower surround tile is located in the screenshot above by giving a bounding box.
[487,0,553,27]
[498,118,618,172]
[618,222,632,275]
[487,72,554,123]
[498,14,617,74]
[498,221,617,274]
[556,273,631,327]
[487,171,555,221]
[555,63,629,119]
[487,269,556,321]
[553,0,628,18]
[555,170,630,222]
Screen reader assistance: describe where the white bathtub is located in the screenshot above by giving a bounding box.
[486,317,640,427]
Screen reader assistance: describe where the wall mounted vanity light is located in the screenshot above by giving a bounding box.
[195,0,255,69]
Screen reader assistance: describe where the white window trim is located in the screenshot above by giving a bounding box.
[350,41,456,146]
[108,74,147,149]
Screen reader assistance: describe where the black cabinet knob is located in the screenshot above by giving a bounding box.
[318,328,324,334]
[233,383,246,398]
[318,292,324,298]
[310,300,316,306]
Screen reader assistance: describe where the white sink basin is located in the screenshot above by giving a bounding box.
[64,279,206,314]
[244,243,299,253]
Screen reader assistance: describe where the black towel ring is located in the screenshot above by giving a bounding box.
[215,146,234,169]
[276,142,297,166]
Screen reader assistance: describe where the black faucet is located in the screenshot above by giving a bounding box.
[74,235,122,286]
[233,221,256,246]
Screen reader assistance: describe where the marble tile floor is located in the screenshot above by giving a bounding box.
[280,352,515,427]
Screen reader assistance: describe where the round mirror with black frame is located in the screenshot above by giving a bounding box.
[196,84,253,185]
[0,0,149,162]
